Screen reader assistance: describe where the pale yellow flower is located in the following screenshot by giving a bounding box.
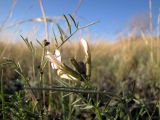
[46,38,91,81]
[51,49,61,69]
[46,50,62,70]
[46,49,79,80]
[81,38,89,56]
[57,69,77,80]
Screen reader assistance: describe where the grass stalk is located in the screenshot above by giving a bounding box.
[0,69,4,119]
[39,0,52,112]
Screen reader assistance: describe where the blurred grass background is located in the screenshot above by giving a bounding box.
[0,36,159,99]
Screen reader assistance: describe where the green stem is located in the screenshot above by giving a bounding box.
[1,69,5,119]
[40,44,46,107]
[57,29,78,49]
[95,107,102,120]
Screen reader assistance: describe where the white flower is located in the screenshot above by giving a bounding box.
[81,38,89,56]
[46,49,79,80]
[51,49,61,69]
[45,38,91,81]
[46,50,62,70]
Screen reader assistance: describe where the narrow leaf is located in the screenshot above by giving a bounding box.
[64,15,71,34]
[52,27,58,47]
[36,40,43,47]
[57,24,64,42]
[21,36,32,51]
[81,105,93,110]
[76,22,79,29]
[72,98,82,105]
[69,14,77,28]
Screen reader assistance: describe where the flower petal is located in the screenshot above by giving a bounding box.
[57,69,77,80]
[54,49,61,62]
[51,62,57,69]
[46,50,62,70]
[81,38,89,56]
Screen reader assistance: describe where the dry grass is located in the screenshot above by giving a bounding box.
[0,35,160,119]
[1,36,160,85]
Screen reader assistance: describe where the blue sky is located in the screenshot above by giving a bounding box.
[0,0,160,41]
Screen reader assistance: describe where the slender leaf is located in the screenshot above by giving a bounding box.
[52,26,58,47]
[81,105,93,110]
[69,14,77,28]
[64,15,71,34]
[76,22,79,29]
[57,24,64,42]
[72,98,82,105]
[36,40,43,47]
